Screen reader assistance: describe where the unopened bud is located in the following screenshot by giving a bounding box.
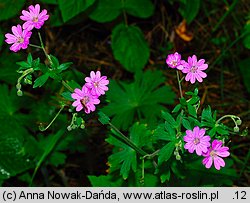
[233,126,239,133]
[176,154,181,160]
[17,89,23,96]
[16,83,22,90]
[236,119,242,126]
[67,126,72,131]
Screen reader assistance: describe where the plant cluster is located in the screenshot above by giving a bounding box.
[0,0,249,187]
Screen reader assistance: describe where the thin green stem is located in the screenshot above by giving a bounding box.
[17,68,34,84]
[39,105,65,131]
[216,114,239,124]
[121,0,128,26]
[38,31,52,64]
[212,0,238,33]
[108,122,147,157]
[29,44,43,49]
[176,70,183,98]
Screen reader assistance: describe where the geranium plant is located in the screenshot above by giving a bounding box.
[2,3,246,187]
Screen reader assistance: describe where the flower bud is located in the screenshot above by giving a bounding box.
[17,89,23,96]
[176,154,181,160]
[236,119,242,126]
[80,124,85,129]
[233,126,239,133]
[16,83,22,90]
[67,126,72,131]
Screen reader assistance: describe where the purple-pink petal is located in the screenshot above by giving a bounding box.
[214,156,225,170]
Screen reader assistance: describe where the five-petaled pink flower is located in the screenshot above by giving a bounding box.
[202,140,230,170]
[85,71,109,96]
[184,126,211,156]
[5,25,32,52]
[166,52,184,70]
[20,4,49,31]
[71,85,100,113]
[182,55,208,84]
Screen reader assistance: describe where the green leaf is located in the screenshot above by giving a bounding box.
[187,104,197,118]
[0,0,26,21]
[123,0,154,18]
[50,55,60,69]
[98,111,110,125]
[48,152,67,167]
[160,169,171,183]
[102,70,175,130]
[182,118,192,130]
[0,28,3,47]
[185,158,238,186]
[33,130,65,179]
[27,53,33,64]
[158,141,175,165]
[153,124,175,142]
[33,73,50,88]
[38,0,57,4]
[61,91,74,101]
[58,62,73,72]
[89,0,121,22]
[67,80,82,90]
[239,58,250,93]
[58,0,95,22]
[107,123,151,179]
[178,0,201,24]
[161,111,177,128]
[172,104,181,113]
[201,106,215,127]
[0,134,34,180]
[111,23,150,72]
[0,85,36,180]
[0,51,21,84]
[242,23,250,49]
[88,175,123,186]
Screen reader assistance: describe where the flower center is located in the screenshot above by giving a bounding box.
[80,96,90,106]
[94,82,99,88]
[32,16,39,22]
[171,60,177,67]
[193,138,200,145]
[190,66,198,73]
[209,150,217,157]
[17,37,24,43]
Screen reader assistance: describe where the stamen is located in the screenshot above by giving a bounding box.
[193,138,200,144]
[17,37,24,43]
[190,66,198,73]
[32,17,38,22]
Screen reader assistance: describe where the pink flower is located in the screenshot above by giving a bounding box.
[184,126,211,156]
[5,25,32,52]
[202,140,230,170]
[166,52,184,70]
[71,85,100,114]
[85,71,109,96]
[182,55,208,84]
[20,4,49,31]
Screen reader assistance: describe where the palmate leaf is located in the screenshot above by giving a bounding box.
[184,158,238,186]
[0,85,36,180]
[102,70,175,130]
[0,51,21,84]
[106,122,151,179]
